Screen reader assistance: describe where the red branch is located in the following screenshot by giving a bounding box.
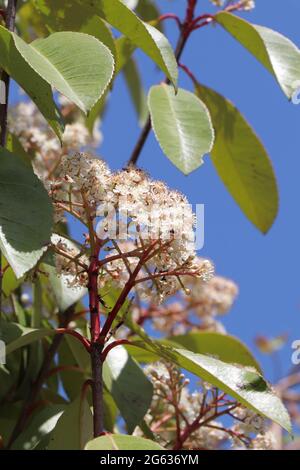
[100,340,132,362]
[158,13,181,29]
[99,242,158,343]
[88,242,101,342]
[179,62,198,85]
[55,328,91,352]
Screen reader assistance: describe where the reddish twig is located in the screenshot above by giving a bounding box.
[56,328,91,352]
[88,242,101,342]
[158,13,182,29]
[179,62,198,85]
[100,339,132,362]
[127,0,199,166]
[99,241,158,343]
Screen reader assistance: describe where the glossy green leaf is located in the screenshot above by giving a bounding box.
[14,32,114,114]
[44,263,87,313]
[103,388,118,433]
[48,395,93,450]
[0,25,63,139]
[58,338,87,401]
[148,84,214,174]
[94,0,177,87]
[0,403,22,448]
[175,347,291,433]
[86,35,135,131]
[0,148,53,278]
[136,0,163,30]
[65,334,90,372]
[85,434,164,450]
[33,0,177,87]
[123,57,148,126]
[11,406,64,450]
[128,331,262,373]
[216,12,300,99]
[80,16,116,60]
[196,84,278,233]
[115,36,136,74]
[126,321,291,432]
[103,343,153,434]
[29,0,117,60]
[0,320,53,355]
[169,332,262,373]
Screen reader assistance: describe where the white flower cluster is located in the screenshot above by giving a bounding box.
[148,274,237,335]
[185,275,238,331]
[54,238,88,288]
[232,406,265,436]
[140,362,270,450]
[52,153,213,302]
[210,0,255,10]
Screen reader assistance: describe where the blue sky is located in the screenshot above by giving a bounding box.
[10,0,300,381]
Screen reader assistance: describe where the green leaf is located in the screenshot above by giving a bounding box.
[95,0,177,87]
[65,334,90,372]
[103,342,153,434]
[126,321,291,432]
[175,348,291,433]
[11,405,65,450]
[127,332,262,373]
[85,434,164,450]
[123,57,148,126]
[80,15,117,60]
[168,332,262,373]
[86,34,136,131]
[115,35,136,74]
[0,403,22,448]
[0,320,54,355]
[32,1,118,61]
[33,0,177,87]
[196,84,278,233]
[0,25,63,139]
[58,338,86,401]
[103,388,118,433]
[148,84,214,174]
[12,295,27,326]
[0,147,53,278]
[136,0,163,30]
[13,32,114,114]
[216,12,300,100]
[47,395,93,450]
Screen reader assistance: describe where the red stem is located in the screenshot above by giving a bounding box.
[99,243,157,343]
[88,242,101,342]
[186,0,197,25]
[158,13,181,28]
[178,62,198,85]
[55,328,91,352]
[101,340,132,362]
